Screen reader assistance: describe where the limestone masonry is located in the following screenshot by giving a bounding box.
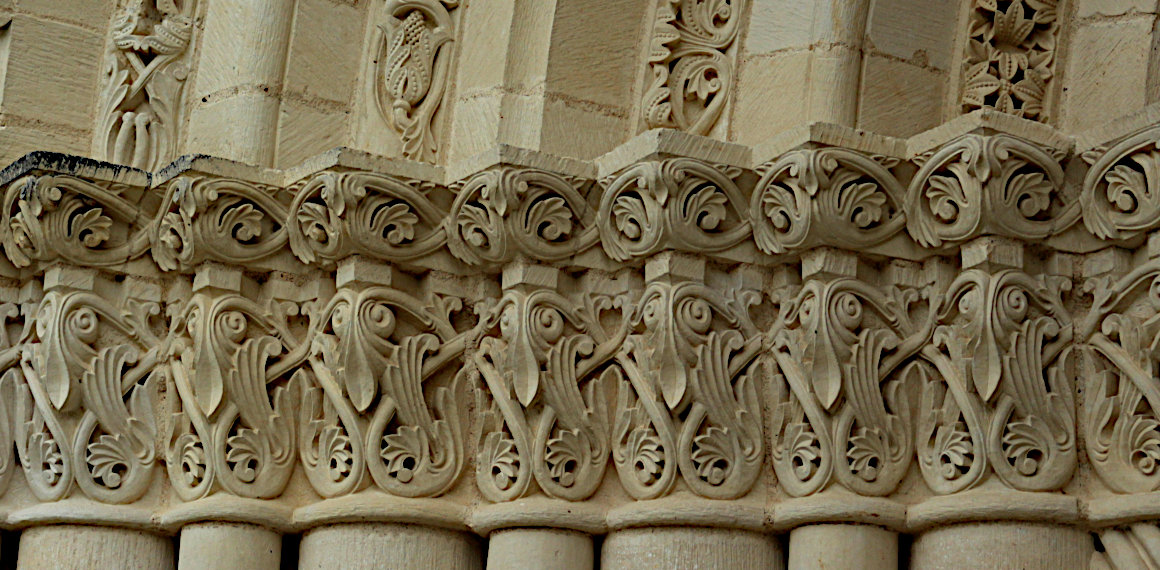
[0,0,1156,568]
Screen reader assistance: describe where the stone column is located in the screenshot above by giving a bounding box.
[602,527,782,570]
[184,0,296,166]
[788,524,896,570]
[18,525,174,570]
[298,523,481,570]
[177,522,281,570]
[486,528,593,570]
[806,0,872,126]
[910,523,1092,570]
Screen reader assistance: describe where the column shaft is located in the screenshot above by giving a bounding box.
[177,522,280,570]
[17,525,174,570]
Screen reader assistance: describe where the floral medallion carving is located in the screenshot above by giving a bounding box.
[962,0,1059,120]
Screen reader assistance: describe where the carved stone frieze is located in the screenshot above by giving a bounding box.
[1081,126,1160,242]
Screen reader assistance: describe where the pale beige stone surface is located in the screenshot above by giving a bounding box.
[298,524,482,570]
[177,522,281,570]
[910,523,1093,570]
[18,525,174,570]
[602,527,783,570]
[487,528,593,570]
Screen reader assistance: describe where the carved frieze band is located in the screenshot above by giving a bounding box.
[1,123,1160,534]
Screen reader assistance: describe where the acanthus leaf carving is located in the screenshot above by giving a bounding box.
[1080,127,1160,242]
[298,280,468,498]
[613,274,763,500]
[752,148,906,255]
[916,267,1076,494]
[14,283,161,504]
[905,134,1073,248]
[166,290,303,500]
[448,168,599,267]
[598,158,750,262]
[288,171,447,268]
[2,175,152,268]
[769,274,928,497]
[643,0,746,135]
[153,176,291,271]
[475,278,620,502]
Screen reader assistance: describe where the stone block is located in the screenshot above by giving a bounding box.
[744,0,813,54]
[283,0,365,105]
[13,0,115,32]
[544,0,646,108]
[1061,17,1152,133]
[275,99,350,169]
[537,95,627,160]
[865,0,959,70]
[731,51,809,145]
[454,0,514,93]
[3,16,103,133]
[857,55,946,138]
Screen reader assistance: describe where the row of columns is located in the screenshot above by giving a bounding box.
[9,521,1095,569]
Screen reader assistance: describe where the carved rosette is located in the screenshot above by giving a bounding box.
[375,0,458,162]
[598,158,750,262]
[1081,127,1160,241]
[153,176,291,271]
[961,0,1058,120]
[289,171,447,268]
[15,284,161,504]
[2,175,151,268]
[613,278,763,500]
[769,277,928,497]
[448,168,599,267]
[299,284,468,498]
[1079,259,1160,493]
[475,283,621,502]
[906,134,1072,248]
[916,268,1075,494]
[752,148,906,254]
[166,291,304,500]
[643,0,746,135]
[95,0,196,170]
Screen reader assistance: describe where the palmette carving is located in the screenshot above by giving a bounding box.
[598,158,750,262]
[289,171,447,268]
[299,285,468,498]
[1079,259,1160,493]
[643,0,746,135]
[95,0,195,170]
[375,0,457,162]
[15,287,161,503]
[770,277,928,497]
[906,134,1073,248]
[475,284,621,502]
[613,279,762,499]
[449,169,599,267]
[752,148,906,254]
[153,176,290,271]
[1081,127,1160,241]
[166,291,304,500]
[2,175,151,268]
[917,268,1075,493]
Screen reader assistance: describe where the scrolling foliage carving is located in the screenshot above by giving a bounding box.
[1081,127,1160,242]
[906,134,1072,248]
[0,292,26,498]
[299,279,470,498]
[599,158,750,263]
[95,0,196,170]
[449,168,599,267]
[15,279,162,503]
[375,0,458,162]
[289,172,447,268]
[2,175,152,268]
[644,0,746,135]
[1080,259,1160,493]
[166,289,304,500]
[613,274,763,500]
[916,268,1075,494]
[770,274,928,497]
[475,278,622,502]
[153,176,291,271]
[752,148,906,255]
